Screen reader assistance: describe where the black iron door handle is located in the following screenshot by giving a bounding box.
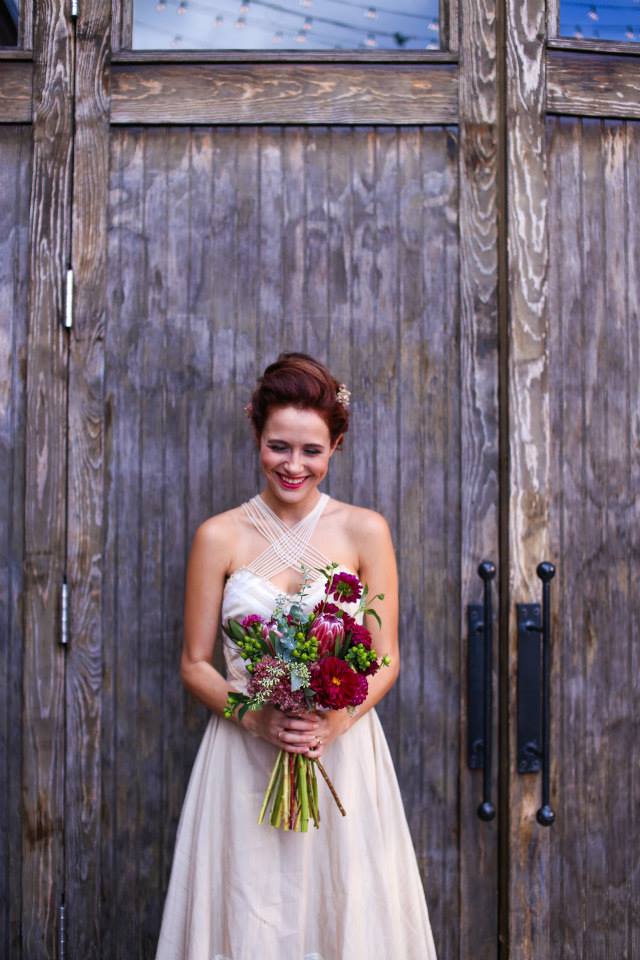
[517,561,556,826]
[467,560,496,821]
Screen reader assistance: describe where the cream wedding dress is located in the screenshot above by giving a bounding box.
[154,491,438,960]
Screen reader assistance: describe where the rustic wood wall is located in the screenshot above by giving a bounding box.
[546,114,640,958]
[102,122,461,956]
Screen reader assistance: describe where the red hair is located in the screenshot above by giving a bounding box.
[246,352,349,449]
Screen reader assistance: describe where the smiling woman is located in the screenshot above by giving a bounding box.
[153,351,438,959]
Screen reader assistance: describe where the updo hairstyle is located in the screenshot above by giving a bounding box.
[246,352,349,450]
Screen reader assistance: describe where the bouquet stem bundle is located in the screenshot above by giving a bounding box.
[258,751,345,831]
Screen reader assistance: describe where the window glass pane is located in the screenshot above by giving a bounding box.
[0,0,19,46]
[132,0,441,51]
[560,0,640,43]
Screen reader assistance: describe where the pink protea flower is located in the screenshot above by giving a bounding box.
[309,612,345,658]
[325,571,363,604]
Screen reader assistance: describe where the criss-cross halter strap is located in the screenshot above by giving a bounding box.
[240,491,332,585]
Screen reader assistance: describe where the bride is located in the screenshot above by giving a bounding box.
[154,351,438,960]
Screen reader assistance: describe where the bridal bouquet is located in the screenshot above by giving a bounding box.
[223,562,389,832]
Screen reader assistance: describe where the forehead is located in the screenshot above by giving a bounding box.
[262,405,330,444]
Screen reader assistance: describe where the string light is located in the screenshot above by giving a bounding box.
[177,0,187,14]
[587,5,599,21]
[303,15,313,29]
[625,25,635,38]
[214,13,223,26]
[272,29,283,41]
[300,0,313,6]
[366,6,377,19]
[427,17,439,32]
[155,0,166,10]
[574,24,584,37]
[171,33,183,46]
[239,0,250,13]
[364,31,377,45]
[296,28,307,41]
[235,14,246,27]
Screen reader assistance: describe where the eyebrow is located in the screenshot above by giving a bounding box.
[266,438,324,447]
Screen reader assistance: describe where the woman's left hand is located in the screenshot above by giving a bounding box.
[283,708,353,759]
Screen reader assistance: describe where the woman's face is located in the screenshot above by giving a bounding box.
[258,405,339,502]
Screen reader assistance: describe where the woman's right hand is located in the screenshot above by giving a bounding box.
[240,704,321,754]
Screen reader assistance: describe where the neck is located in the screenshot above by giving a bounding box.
[259,487,323,524]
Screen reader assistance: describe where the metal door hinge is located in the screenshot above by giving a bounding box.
[64,269,73,329]
[60,576,69,647]
[58,899,67,959]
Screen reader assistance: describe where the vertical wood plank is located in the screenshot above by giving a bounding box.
[23,1,73,954]
[326,127,355,498]
[66,1,112,955]
[0,125,32,960]
[458,0,500,948]
[505,0,551,951]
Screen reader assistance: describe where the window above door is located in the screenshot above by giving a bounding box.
[131,0,441,51]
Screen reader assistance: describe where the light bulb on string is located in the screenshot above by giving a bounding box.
[300,0,313,6]
[574,24,583,38]
[587,5,598,21]
[235,15,246,28]
[214,14,223,26]
[296,28,307,42]
[366,7,377,19]
[155,1,166,10]
[364,32,377,46]
[171,33,183,46]
[302,16,312,30]
[178,1,187,14]
[272,29,283,42]
[428,17,439,32]
[239,0,250,13]
[625,25,635,39]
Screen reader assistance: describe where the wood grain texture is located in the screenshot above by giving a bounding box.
[110,63,458,125]
[505,0,552,955]
[0,60,32,121]
[22,1,73,956]
[65,0,112,956]
[547,50,640,119]
[458,0,500,953]
[546,114,640,960]
[104,125,459,957]
[0,125,31,960]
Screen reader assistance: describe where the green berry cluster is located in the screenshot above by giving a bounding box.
[291,630,318,663]
[236,626,267,667]
[345,642,378,673]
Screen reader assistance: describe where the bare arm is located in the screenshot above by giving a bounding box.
[180,515,321,752]
[179,517,239,718]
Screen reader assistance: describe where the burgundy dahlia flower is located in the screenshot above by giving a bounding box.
[325,571,363,604]
[310,657,368,710]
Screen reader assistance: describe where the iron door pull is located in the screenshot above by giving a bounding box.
[517,561,556,826]
[467,560,496,821]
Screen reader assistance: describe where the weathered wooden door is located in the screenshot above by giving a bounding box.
[2,0,639,958]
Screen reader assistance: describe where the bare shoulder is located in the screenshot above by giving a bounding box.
[191,503,247,575]
[327,497,394,560]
